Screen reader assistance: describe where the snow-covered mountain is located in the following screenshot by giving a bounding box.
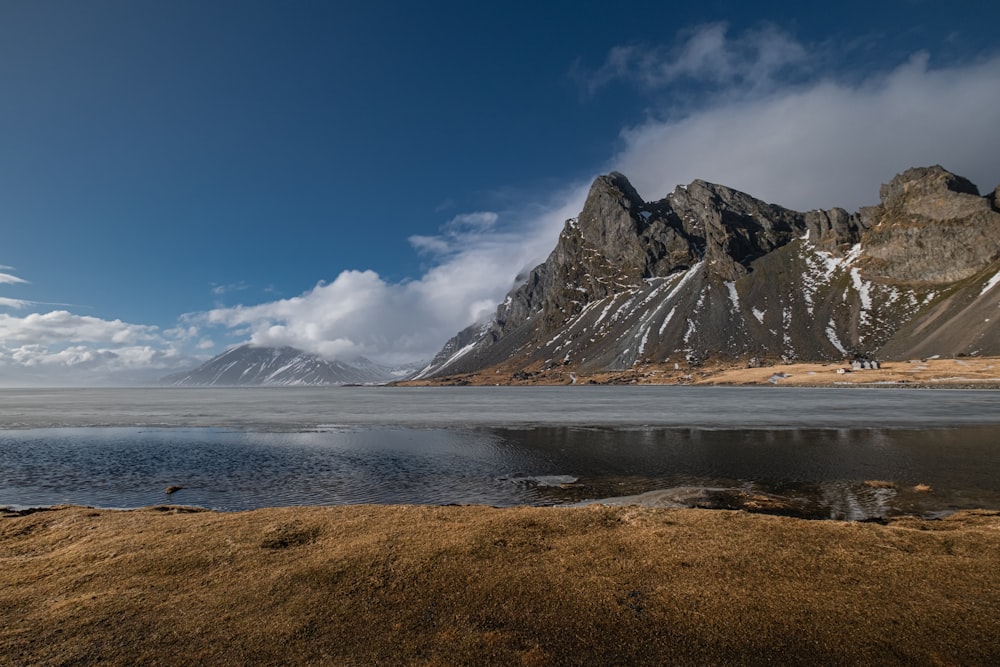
[162,345,417,386]
[416,166,1000,379]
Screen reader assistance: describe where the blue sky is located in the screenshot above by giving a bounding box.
[2,0,1000,384]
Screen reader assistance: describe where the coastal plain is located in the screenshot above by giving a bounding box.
[3,504,1000,666]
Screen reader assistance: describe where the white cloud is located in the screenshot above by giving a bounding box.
[408,234,452,255]
[410,210,501,257]
[0,265,82,312]
[0,272,28,285]
[581,22,809,97]
[197,192,587,365]
[611,51,1000,210]
[0,266,29,309]
[0,297,29,309]
[0,264,200,384]
[0,311,160,345]
[210,281,250,296]
[0,310,199,386]
[445,211,498,232]
[0,342,192,387]
[4,344,170,370]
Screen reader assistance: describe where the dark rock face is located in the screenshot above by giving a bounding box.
[162,345,408,386]
[417,167,1000,379]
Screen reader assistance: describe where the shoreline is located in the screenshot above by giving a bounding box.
[3,474,984,523]
[3,503,1000,665]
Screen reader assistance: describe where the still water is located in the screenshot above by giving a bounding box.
[1,387,999,520]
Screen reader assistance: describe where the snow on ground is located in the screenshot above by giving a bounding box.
[850,268,872,309]
[658,307,677,336]
[683,286,708,345]
[725,281,740,312]
[850,267,873,329]
[980,269,1000,297]
[683,317,697,344]
[636,327,651,358]
[844,243,863,265]
[826,321,847,355]
[610,295,637,323]
[782,306,793,352]
[430,341,477,375]
[592,297,616,327]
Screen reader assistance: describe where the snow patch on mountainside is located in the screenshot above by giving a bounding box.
[980,269,1000,296]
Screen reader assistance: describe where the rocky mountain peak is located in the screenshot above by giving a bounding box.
[574,171,655,269]
[879,165,987,220]
[666,178,810,281]
[859,166,1000,283]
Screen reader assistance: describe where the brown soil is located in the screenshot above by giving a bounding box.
[3,504,1000,665]
[399,355,1000,388]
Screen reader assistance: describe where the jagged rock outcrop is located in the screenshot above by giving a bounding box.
[857,166,1000,283]
[416,166,1000,379]
[162,345,415,386]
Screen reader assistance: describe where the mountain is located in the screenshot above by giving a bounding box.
[162,345,416,386]
[415,166,1000,380]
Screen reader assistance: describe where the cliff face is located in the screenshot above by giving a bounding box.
[416,166,1000,379]
[859,166,1000,283]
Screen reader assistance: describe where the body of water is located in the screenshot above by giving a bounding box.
[1,387,999,520]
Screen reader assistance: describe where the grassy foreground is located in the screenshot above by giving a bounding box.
[3,505,1000,666]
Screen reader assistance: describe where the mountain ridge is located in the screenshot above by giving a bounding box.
[162,344,418,386]
[415,165,1000,380]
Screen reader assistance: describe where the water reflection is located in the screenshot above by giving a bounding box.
[1,425,998,520]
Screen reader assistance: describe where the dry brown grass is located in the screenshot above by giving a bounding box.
[914,483,934,493]
[3,504,1000,666]
[693,356,1000,387]
[399,356,1000,388]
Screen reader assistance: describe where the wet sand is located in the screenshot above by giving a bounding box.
[3,504,999,665]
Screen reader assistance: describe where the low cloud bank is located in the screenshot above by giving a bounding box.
[613,50,1000,210]
[0,311,196,386]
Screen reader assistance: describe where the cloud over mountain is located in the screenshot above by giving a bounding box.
[612,51,1000,211]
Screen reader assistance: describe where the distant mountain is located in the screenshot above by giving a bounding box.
[162,345,417,386]
[415,166,1000,379]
